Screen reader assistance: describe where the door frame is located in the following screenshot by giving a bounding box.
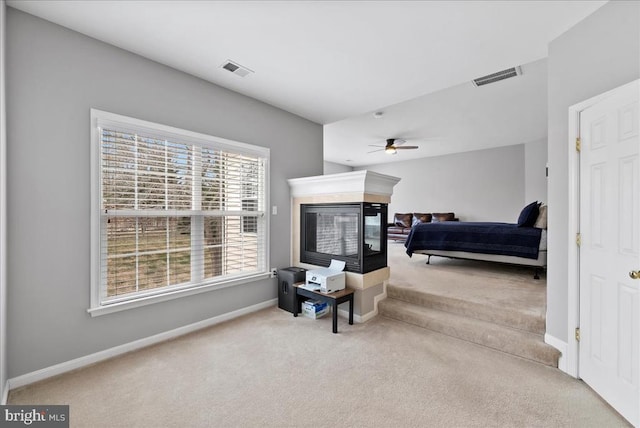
[566,79,640,379]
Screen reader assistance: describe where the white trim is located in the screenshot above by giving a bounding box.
[353,308,376,323]
[336,307,375,324]
[359,280,389,323]
[0,0,7,406]
[9,299,277,390]
[94,109,270,159]
[342,307,378,324]
[566,78,640,379]
[566,104,581,378]
[287,170,401,198]
[88,272,270,317]
[544,333,568,373]
[337,307,359,323]
[89,108,271,315]
[337,281,388,323]
[372,280,388,318]
[1,380,6,405]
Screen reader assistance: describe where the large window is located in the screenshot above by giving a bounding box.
[90,109,269,315]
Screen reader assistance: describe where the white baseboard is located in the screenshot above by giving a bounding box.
[337,308,359,323]
[334,308,376,323]
[7,299,277,391]
[372,281,388,318]
[337,281,387,324]
[336,307,373,323]
[358,308,377,323]
[544,333,568,374]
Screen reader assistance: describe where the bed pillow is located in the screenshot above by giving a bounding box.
[412,213,432,226]
[393,213,413,228]
[432,212,455,222]
[534,204,548,229]
[517,202,540,227]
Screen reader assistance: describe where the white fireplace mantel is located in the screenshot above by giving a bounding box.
[287,170,400,198]
[287,170,401,322]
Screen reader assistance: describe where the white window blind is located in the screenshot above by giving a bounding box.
[90,110,269,314]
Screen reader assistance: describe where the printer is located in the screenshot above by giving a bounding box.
[305,259,346,293]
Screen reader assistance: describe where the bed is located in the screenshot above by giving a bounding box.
[403,221,547,279]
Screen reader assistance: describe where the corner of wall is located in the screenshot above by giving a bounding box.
[544,333,569,375]
[323,161,353,175]
[0,0,8,404]
[546,0,640,345]
[524,138,548,204]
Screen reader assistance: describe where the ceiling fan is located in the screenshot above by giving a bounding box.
[368,138,419,155]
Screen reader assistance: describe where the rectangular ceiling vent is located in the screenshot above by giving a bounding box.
[472,66,522,87]
[221,60,254,77]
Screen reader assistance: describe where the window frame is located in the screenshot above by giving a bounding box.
[89,109,270,317]
[242,198,259,234]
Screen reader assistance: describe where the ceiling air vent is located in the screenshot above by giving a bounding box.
[472,66,522,87]
[221,60,253,77]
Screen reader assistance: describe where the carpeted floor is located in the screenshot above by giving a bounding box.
[386,241,547,316]
[8,244,630,427]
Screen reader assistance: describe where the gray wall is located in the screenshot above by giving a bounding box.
[6,9,323,378]
[524,138,547,204]
[0,0,7,400]
[357,144,526,223]
[547,0,640,342]
[323,161,353,175]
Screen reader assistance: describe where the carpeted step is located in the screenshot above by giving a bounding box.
[378,298,560,367]
[387,284,545,335]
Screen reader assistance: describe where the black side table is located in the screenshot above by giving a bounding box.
[293,284,355,333]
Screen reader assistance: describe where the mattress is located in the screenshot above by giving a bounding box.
[405,222,543,259]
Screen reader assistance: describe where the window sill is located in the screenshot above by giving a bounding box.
[87,272,271,317]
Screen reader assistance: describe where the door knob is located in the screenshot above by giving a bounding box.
[629,270,640,279]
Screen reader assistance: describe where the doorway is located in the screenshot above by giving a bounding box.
[568,79,639,426]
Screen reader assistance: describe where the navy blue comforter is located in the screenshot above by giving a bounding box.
[404,222,542,259]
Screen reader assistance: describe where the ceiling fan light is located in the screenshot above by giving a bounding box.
[385,146,397,154]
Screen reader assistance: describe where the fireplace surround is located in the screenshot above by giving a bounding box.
[288,170,400,321]
[300,202,387,274]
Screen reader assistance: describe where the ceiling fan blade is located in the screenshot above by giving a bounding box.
[368,144,385,147]
[395,146,419,150]
[367,148,385,153]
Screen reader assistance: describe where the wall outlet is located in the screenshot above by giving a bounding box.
[270,268,277,278]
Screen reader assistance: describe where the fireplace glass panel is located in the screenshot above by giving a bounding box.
[364,211,382,254]
[300,203,387,274]
[305,212,359,256]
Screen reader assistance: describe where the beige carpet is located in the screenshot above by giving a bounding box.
[8,243,628,426]
[387,241,547,315]
[9,305,629,427]
[381,243,560,366]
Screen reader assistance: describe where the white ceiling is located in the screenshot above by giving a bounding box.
[8,0,606,165]
[325,58,548,166]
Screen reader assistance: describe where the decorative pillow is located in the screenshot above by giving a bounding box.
[412,213,432,226]
[517,202,540,227]
[432,212,455,222]
[393,213,413,228]
[534,204,548,229]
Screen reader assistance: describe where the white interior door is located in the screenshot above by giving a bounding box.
[579,79,639,426]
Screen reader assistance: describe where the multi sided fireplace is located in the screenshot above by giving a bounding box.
[300,202,388,274]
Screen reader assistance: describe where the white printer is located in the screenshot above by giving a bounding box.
[305,259,346,293]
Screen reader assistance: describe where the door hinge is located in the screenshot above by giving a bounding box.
[576,232,581,246]
[575,327,580,342]
[576,137,581,152]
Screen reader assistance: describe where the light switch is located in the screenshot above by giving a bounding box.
[272,205,277,215]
